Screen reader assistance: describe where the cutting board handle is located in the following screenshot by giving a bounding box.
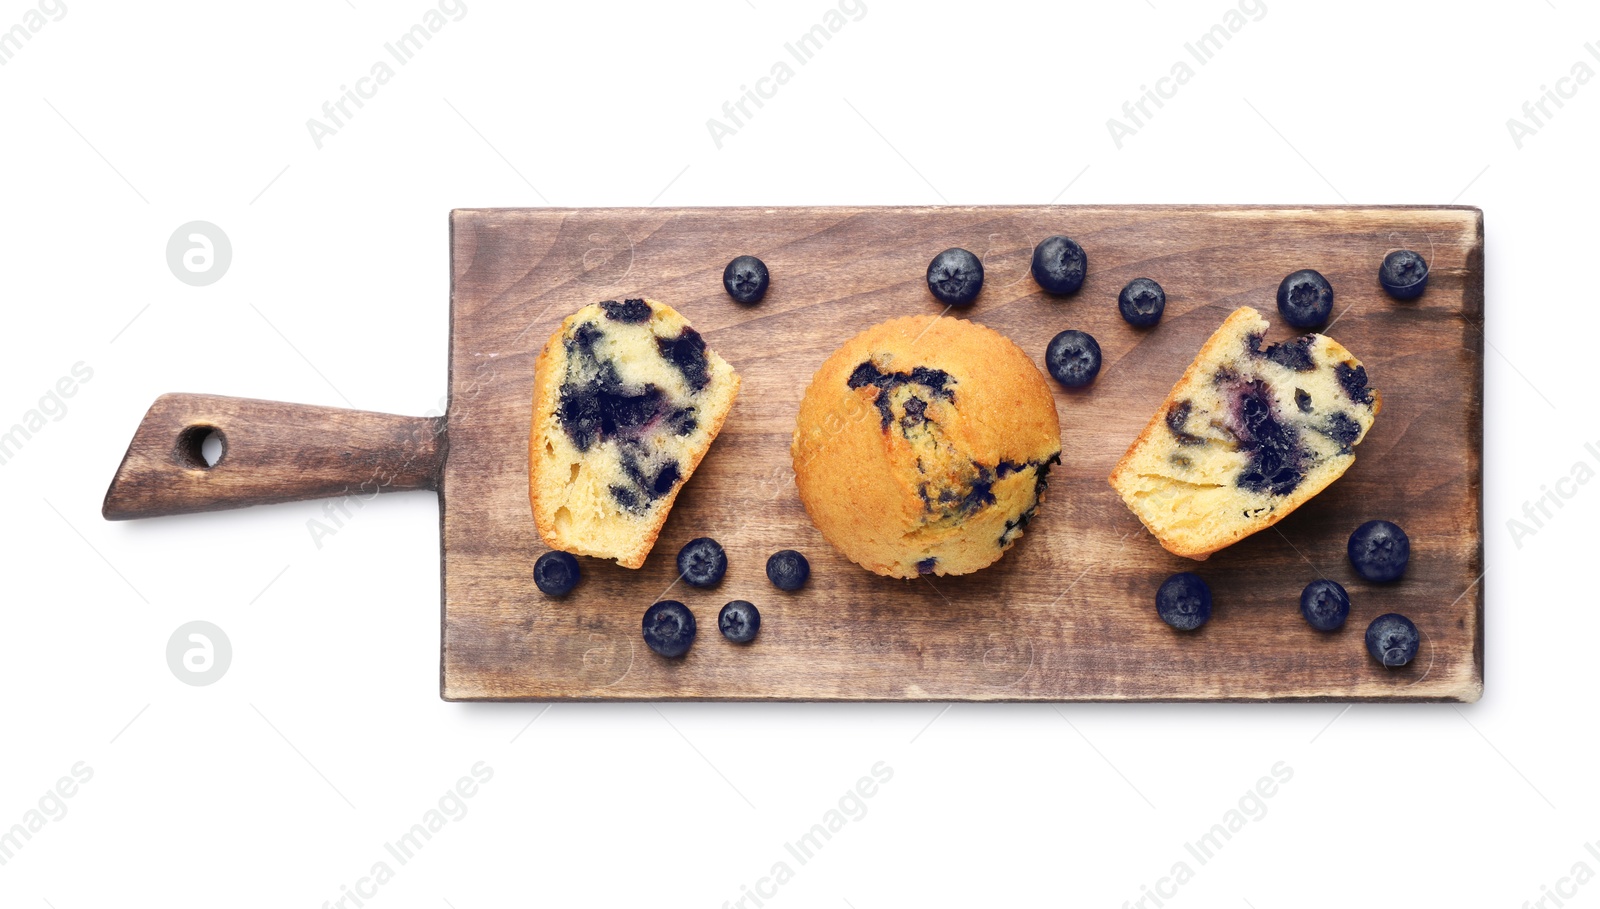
[102,393,446,520]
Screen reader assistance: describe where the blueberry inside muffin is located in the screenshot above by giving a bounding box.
[530,298,740,569]
[1110,306,1380,560]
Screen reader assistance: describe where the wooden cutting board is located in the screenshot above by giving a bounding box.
[104,205,1484,702]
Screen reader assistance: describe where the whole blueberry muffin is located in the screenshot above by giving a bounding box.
[529,299,740,569]
[792,316,1062,579]
[1109,306,1380,560]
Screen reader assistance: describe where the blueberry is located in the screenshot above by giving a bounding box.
[1263,336,1316,372]
[1031,235,1087,295]
[1118,278,1166,327]
[658,328,710,391]
[723,255,770,304]
[533,550,580,597]
[847,361,956,430]
[1365,613,1420,667]
[677,537,727,588]
[609,484,641,512]
[1323,412,1361,452]
[1347,520,1410,583]
[1045,329,1102,388]
[650,461,681,495]
[558,325,676,451]
[1299,579,1350,631]
[1334,362,1373,406]
[765,549,810,591]
[642,600,696,658]
[600,298,652,323]
[718,600,761,643]
[926,248,983,306]
[1156,572,1212,631]
[1276,269,1334,328]
[1379,249,1429,301]
[666,407,698,436]
[1231,379,1306,497]
[1165,400,1203,445]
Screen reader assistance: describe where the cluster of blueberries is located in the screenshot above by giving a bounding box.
[928,236,1111,390]
[926,237,1431,391]
[534,542,810,659]
[1275,247,1429,327]
[729,239,1428,391]
[1155,519,1422,668]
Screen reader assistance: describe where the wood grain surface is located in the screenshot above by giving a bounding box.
[102,393,443,520]
[442,206,1484,702]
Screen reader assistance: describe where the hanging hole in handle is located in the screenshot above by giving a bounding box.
[175,425,226,469]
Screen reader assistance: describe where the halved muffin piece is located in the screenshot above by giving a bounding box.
[529,298,740,568]
[1109,306,1380,560]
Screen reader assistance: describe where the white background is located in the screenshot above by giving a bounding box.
[0,0,1590,906]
